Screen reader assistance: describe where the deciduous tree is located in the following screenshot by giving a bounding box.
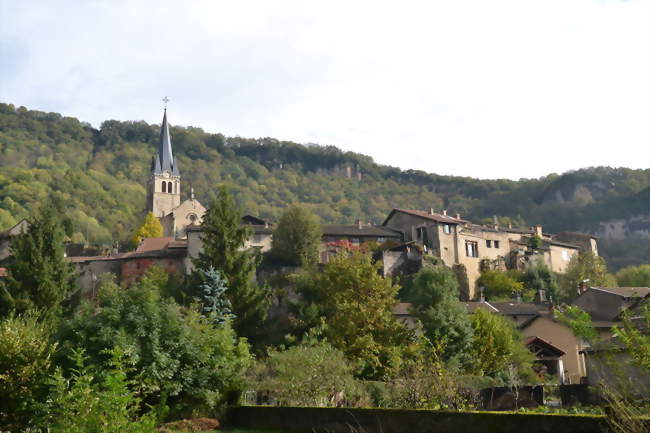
[131,211,163,245]
[292,250,411,380]
[271,204,321,266]
[560,252,616,301]
[469,309,534,381]
[407,266,473,367]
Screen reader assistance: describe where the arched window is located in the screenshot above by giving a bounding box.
[168,181,173,193]
[162,181,166,193]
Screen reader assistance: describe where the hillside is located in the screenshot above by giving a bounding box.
[1,102,648,269]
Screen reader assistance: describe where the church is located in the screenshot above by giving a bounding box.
[146,108,206,238]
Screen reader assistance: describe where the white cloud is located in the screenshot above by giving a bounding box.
[1,0,648,179]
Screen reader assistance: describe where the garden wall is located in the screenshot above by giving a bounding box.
[227,406,610,433]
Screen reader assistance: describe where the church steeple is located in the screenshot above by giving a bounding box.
[153,108,180,176]
[147,101,181,219]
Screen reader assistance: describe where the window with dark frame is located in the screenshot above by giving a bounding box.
[486,240,492,248]
[494,240,500,248]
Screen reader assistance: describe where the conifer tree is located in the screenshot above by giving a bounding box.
[198,266,233,325]
[192,185,268,342]
[1,205,76,318]
[131,212,163,245]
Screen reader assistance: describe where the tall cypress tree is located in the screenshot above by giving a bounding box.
[192,185,268,342]
[1,205,76,318]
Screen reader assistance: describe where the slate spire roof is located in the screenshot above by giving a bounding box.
[152,109,180,176]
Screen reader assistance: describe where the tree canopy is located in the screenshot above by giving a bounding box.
[131,211,163,245]
[292,250,412,380]
[1,205,76,318]
[407,266,474,367]
[271,204,322,266]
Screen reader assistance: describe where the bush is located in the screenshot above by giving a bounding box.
[477,270,524,301]
[252,341,366,407]
[39,349,158,433]
[58,275,252,419]
[0,312,57,431]
[384,341,476,410]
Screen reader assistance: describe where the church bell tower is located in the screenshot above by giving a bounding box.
[147,106,181,218]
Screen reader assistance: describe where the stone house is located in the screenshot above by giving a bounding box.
[383,208,596,299]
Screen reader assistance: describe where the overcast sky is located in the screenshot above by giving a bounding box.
[1,0,648,179]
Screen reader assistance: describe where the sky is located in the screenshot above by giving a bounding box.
[1,0,648,180]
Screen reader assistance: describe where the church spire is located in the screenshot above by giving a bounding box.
[153,101,180,176]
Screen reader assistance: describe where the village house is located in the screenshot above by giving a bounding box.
[463,299,588,384]
[382,208,597,299]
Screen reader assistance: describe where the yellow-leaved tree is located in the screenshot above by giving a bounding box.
[131,212,163,246]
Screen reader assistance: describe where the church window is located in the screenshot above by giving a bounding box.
[188,213,198,223]
[162,181,167,193]
[168,181,173,193]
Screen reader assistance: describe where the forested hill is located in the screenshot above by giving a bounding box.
[1,102,649,269]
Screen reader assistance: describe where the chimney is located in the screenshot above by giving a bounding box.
[356,219,363,229]
[429,208,435,215]
[493,215,499,230]
[578,279,589,295]
[455,213,461,220]
[442,209,447,216]
[516,292,522,304]
[534,224,543,238]
[264,221,269,229]
[508,223,512,229]
[536,288,547,304]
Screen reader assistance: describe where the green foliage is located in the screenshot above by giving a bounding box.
[41,349,158,433]
[57,274,252,418]
[1,103,648,268]
[560,252,617,301]
[528,235,542,250]
[519,260,560,302]
[252,341,362,407]
[477,270,524,301]
[384,340,474,410]
[613,301,650,372]
[291,250,411,380]
[1,205,76,318]
[555,305,599,343]
[615,264,650,288]
[131,211,163,246]
[407,266,474,367]
[198,266,233,325]
[271,204,322,266]
[0,312,57,431]
[192,185,269,345]
[469,309,535,382]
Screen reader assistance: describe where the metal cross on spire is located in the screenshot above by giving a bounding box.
[162,96,170,110]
